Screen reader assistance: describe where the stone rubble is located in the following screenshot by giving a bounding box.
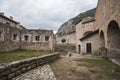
[12,65,57,80]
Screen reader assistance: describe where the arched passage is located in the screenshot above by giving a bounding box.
[107,20,120,49]
[100,31,105,47]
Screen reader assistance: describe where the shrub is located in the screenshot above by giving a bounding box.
[61,39,66,44]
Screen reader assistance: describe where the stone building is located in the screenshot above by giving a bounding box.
[76,0,120,55]
[75,0,120,65]
[56,8,96,51]
[0,13,55,52]
[0,13,25,29]
[76,16,99,53]
[56,0,120,64]
[56,19,76,45]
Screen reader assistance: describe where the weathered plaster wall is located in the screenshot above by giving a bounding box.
[95,0,120,48]
[56,33,76,46]
[76,19,96,53]
[80,33,101,54]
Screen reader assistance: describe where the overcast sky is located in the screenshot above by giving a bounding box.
[0,0,98,33]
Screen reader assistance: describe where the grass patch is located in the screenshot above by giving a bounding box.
[75,58,120,80]
[0,50,52,64]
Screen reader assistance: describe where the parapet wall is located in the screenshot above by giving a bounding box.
[0,53,60,80]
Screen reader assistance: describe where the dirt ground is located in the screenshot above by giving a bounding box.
[50,56,120,80]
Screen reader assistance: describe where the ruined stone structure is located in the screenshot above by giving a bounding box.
[76,0,120,54]
[0,13,55,52]
[56,8,96,50]
[56,19,76,45]
[56,0,120,64]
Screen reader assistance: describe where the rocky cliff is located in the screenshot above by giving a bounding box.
[57,8,96,36]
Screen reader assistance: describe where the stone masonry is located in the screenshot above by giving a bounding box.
[0,53,59,80]
[12,65,56,80]
[0,13,55,52]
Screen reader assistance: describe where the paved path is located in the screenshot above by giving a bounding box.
[12,65,56,80]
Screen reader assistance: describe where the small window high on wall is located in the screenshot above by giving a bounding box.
[35,36,40,41]
[24,35,29,41]
[0,32,2,39]
[45,36,49,41]
[13,34,18,40]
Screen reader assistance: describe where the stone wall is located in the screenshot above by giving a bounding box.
[0,23,55,52]
[107,49,120,65]
[55,45,76,52]
[0,53,60,80]
[20,29,54,51]
[95,0,120,48]
[56,33,76,46]
[0,23,21,52]
[80,32,101,54]
[76,19,96,53]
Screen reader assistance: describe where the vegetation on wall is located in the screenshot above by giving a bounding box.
[61,39,66,44]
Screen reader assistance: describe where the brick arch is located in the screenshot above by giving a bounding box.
[107,20,120,49]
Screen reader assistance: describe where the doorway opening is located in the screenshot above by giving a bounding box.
[86,43,92,54]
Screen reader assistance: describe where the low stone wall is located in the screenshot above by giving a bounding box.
[108,49,120,66]
[0,53,60,80]
[55,44,76,52]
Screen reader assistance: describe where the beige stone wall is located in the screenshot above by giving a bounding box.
[81,33,101,54]
[76,20,96,53]
[95,0,120,48]
[56,33,76,45]
[0,16,17,27]
[20,30,54,51]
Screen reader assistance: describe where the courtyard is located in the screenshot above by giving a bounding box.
[50,55,120,80]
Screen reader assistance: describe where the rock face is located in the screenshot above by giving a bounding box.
[57,8,96,36]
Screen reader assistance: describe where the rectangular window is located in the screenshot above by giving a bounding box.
[13,34,18,40]
[35,36,40,41]
[6,22,10,25]
[45,36,49,41]
[24,35,29,41]
[0,32,1,38]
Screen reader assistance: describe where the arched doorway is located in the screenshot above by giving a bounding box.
[100,31,105,47]
[107,20,120,49]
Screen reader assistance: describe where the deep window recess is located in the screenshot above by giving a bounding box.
[13,34,18,40]
[6,22,10,25]
[45,36,49,41]
[0,32,2,39]
[24,35,29,41]
[35,36,40,41]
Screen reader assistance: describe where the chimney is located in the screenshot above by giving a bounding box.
[10,16,13,20]
[0,12,4,16]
